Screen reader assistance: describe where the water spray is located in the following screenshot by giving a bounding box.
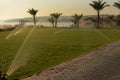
[5,25,26,40]
[5,26,21,40]
[7,26,36,76]
[55,29,64,34]
[94,29,111,41]
[13,27,27,36]
[5,29,17,40]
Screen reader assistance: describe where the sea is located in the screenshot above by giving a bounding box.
[0,21,72,27]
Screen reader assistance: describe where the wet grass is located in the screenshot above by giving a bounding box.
[0,28,120,80]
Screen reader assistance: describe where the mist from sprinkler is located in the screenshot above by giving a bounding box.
[5,27,111,77]
[5,25,27,40]
[13,27,26,36]
[5,29,17,40]
[55,29,65,34]
[94,29,111,41]
[7,26,36,76]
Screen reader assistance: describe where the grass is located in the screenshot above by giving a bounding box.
[0,27,120,80]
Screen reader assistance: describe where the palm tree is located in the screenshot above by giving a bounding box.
[89,0,109,28]
[48,17,55,27]
[71,14,83,28]
[27,8,38,25]
[50,13,62,27]
[114,0,120,10]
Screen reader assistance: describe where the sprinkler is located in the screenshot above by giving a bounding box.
[0,68,7,80]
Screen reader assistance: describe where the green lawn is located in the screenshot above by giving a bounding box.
[1,28,120,80]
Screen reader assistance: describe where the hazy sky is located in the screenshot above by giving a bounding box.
[0,0,119,19]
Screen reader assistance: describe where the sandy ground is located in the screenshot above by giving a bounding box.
[23,40,120,80]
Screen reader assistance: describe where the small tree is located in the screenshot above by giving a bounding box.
[19,20,26,27]
[89,0,109,28]
[48,17,55,27]
[50,13,62,27]
[71,14,83,28]
[106,15,115,23]
[85,17,98,27]
[27,8,38,26]
[116,15,120,26]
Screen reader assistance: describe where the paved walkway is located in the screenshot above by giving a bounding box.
[23,40,120,80]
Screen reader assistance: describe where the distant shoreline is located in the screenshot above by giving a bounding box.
[0,21,72,27]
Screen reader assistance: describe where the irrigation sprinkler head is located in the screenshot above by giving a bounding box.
[1,74,7,80]
[0,68,8,80]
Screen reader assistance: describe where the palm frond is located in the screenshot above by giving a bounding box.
[27,8,38,16]
[89,0,109,11]
[114,0,120,9]
[71,14,83,24]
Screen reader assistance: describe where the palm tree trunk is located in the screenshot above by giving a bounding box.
[55,19,57,28]
[52,23,54,27]
[97,0,100,28]
[97,10,100,28]
[77,22,79,28]
[33,15,36,26]
[75,23,78,28]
